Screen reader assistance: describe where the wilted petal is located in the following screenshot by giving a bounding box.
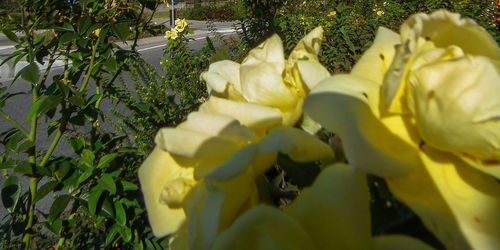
[199,96,282,130]
[257,127,334,162]
[372,235,434,250]
[212,205,316,250]
[387,147,500,249]
[304,75,418,176]
[285,164,371,250]
[351,27,400,84]
[138,147,189,237]
[289,26,324,63]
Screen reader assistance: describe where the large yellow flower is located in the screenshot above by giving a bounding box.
[139,111,334,247]
[167,127,334,249]
[200,26,330,133]
[304,10,500,249]
[212,164,433,250]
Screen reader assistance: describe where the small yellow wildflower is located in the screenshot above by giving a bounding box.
[377,10,384,16]
[165,29,178,40]
[327,11,337,17]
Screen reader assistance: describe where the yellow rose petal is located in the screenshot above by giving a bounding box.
[351,27,400,85]
[304,75,418,176]
[257,127,334,162]
[288,26,323,63]
[199,96,282,130]
[212,205,316,250]
[372,235,434,250]
[285,164,371,250]
[387,147,500,249]
[138,147,188,237]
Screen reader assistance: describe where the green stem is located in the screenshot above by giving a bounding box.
[22,86,39,249]
[79,36,101,93]
[39,128,63,168]
[0,110,30,138]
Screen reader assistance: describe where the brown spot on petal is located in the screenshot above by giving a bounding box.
[474,216,480,223]
[379,54,385,60]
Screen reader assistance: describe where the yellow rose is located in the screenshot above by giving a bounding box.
[139,111,334,246]
[175,18,187,32]
[200,26,330,133]
[165,28,178,40]
[305,10,500,249]
[212,164,433,250]
[168,127,334,249]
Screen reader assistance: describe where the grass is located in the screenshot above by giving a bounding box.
[153,11,171,19]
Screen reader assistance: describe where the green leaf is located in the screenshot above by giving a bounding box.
[20,62,40,85]
[67,137,84,152]
[34,181,58,203]
[1,176,20,213]
[98,174,116,195]
[37,96,61,116]
[120,181,138,191]
[13,161,32,175]
[106,224,119,245]
[136,102,150,112]
[118,225,132,242]
[48,194,71,221]
[77,170,93,185]
[81,149,95,168]
[97,153,118,169]
[17,139,34,152]
[56,22,75,32]
[88,187,103,214]
[59,32,78,44]
[77,16,92,35]
[45,217,62,234]
[113,22,130,42]
[114,201,126,226]
[2,29,18,43]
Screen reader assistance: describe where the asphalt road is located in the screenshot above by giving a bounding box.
[0,20,239,222]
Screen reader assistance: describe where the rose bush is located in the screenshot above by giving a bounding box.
[305,10,500,249]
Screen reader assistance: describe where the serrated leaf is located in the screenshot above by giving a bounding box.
[34,181,58,202]
[77,17,92,35]
[66,137,84,153]
[37,96,61,116]
[97,153,118,169]
[1,176,20,213]
[81,149,94,168]
[20,62,40,85]
[114,201,126,226]
[49,194,71,221]
[17,139,34,152]
[2,29,18,43]
[13,161,32,175]
[113,22,130,42]
[59,32,78,44]
[99,174,116,195]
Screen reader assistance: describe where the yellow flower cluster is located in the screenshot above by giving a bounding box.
[140,27,334,249]
[141,9,500,250]
[165,18,188,40]
[305,10,500,249]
